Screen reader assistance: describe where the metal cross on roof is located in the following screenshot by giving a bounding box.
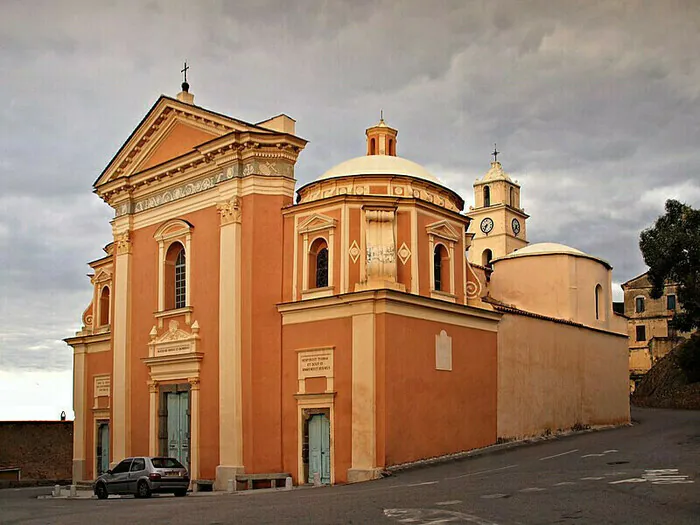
[492,143,500,162]
[181,61,189,83]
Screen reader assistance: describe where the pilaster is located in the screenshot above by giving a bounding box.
[111,218,132,465]
[348,312,381,482]
[72,344,87,482]
[216,197,245,489]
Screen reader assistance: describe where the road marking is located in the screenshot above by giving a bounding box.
[580,477,604,481]
[384,508,501,524]
[610,468,694,485]
[582,450,617,458]
[553,482,577,486]
[481,494,509,499]
[436,500,462,505]
[539,449,579,461]
[446,464,518,480]
[405,481,439,487]
[519,487,546,492]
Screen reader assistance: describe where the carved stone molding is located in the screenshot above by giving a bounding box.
[217,197,242,226]
[114,231,132,255]
[148,380,159,394]
[188,377,201,391]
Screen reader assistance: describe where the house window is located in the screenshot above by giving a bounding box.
[165,242,187,310]
[175,249,186,309]
[369,138,376,155]
[154,219,193,312]
[308,238,329,289]
[99,286,110,326]
[316,248,328,288]
[667,294,676,310]
[636,325,646,342]
[635,296,645,313]
[483,186,491,207]
[433,244,449,291]
[595,284,603,320]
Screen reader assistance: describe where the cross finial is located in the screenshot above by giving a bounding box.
[492,143,500,162]
[181,61,189,83]
[380,109,384,122]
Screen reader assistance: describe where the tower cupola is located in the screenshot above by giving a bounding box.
[365,114,398,156]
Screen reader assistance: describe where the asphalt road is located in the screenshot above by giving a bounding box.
[1,407,698,525]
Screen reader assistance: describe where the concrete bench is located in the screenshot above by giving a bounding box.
[235,473,291,491]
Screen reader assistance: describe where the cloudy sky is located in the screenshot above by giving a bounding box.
[1,0,699,420]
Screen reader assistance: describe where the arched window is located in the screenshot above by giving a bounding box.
[482,249,493,269]
[387,138,394,155]
[165,242,186,310]
[484,186,491,207]
[433,244,449,291]
[510,187,515,207]
[595,284,603,320]
[99,286,110,326]
[369,138,376,155]
[635,296,645,314]
[309,238,329,289]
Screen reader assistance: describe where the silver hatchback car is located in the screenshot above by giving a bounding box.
[94,456,189,499]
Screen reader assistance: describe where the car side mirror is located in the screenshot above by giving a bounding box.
[106,469,112,475]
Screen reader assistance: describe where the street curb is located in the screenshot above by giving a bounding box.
[385,422,633,475]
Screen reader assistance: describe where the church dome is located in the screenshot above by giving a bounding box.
[316,155,440,184]
[494,242,611,268]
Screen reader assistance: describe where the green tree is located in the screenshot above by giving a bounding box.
[639,199,700,333]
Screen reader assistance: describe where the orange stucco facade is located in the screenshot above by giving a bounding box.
[66,86,629,489]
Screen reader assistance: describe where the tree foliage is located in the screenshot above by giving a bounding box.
[639,199,700,333]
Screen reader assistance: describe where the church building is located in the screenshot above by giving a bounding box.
[66,81,630,489]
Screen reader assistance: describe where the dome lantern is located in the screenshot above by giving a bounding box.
[365,112,398,156]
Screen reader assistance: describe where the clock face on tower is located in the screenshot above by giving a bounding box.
[480,217,494,234]
[512,218,521,236]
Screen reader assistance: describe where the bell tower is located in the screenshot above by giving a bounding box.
[366,113,398,156]
[467,148,529,267]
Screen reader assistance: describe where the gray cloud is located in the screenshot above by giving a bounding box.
[1,0,699,373]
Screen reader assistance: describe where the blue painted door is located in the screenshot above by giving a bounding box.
[308,414,330,484]
[166,392,190,468]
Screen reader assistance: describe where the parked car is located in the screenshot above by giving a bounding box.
[94,456,189,499]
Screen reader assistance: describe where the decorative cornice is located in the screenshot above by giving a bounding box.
[217,197,242,226]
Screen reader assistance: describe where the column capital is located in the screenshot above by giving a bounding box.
[114,231,132,255]
[188,377,201,391]
[147,380,159,394]
[217,197,242,226]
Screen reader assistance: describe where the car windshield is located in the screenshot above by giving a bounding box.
[151,457,185,469]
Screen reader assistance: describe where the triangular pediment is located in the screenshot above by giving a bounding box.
[94,96,267,188]
[426,219,461,242]
[298,213,337,233]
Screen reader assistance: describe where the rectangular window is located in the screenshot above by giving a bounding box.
[667,294,676,310]
[636,325,646,342]
[635,297,645,313]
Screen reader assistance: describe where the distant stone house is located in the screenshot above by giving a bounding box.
[621,272,687,390]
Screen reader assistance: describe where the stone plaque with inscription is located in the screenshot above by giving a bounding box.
[299,349,333,379]
[94,376,111,397]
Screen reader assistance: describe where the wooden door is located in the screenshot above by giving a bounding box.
[307,413,330,484]
[166,391,190,467]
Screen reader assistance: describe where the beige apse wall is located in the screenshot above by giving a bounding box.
[497,313,630,439]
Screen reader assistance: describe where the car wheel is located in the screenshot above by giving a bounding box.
[95,483,108,500]
[136,481,151,499]
[174,489,187,497]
